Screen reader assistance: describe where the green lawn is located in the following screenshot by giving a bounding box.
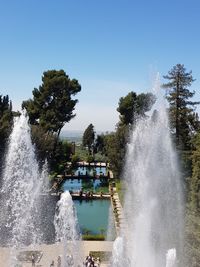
[115,179,126,205]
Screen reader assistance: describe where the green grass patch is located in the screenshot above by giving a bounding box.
[82,234,105,241]
[17,250,42,262]
[89,251,112,262]
[115,179,126,205]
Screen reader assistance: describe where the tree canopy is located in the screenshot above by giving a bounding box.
[163,64,200,149]
[117,91,156,125]
[94,134,106,154]
[102,91,156,178]
[0,95,16,181]
[0,95,13,141]
[22,70,81,137]
[104,124,129,177]
[82,124,95,154]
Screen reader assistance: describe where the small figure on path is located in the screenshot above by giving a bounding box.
[31,253,35,267]
[50,260,55,267]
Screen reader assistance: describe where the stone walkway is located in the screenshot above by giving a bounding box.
[109,180,126,236]
[0,241,113,267]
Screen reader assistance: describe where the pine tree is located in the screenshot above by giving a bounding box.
[22,70,81,138]
[163,64,200,150]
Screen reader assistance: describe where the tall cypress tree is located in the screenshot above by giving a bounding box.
[82,124,95,154]
[163,64,200,150]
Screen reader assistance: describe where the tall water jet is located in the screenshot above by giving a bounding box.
[41,159,50,192]
[54,191,82,266]
[0,113,43,265]
[35,159,53,243]
[111,237,129,267]
[166,248,176,267]
[113,81,184,266]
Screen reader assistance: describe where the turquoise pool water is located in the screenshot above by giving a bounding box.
[74,199,110,235]
[62,165,113,238]
[62,178,109,193]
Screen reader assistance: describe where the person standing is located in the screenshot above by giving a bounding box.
[31,253,35,267]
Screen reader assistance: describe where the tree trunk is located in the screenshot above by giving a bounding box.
[176,77,180,147]
[53,127,62,154]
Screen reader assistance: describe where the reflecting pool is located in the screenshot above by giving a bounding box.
[62,178,109,193]
[74,199,112,237]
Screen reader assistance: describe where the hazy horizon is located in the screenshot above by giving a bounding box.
[60,129,112,137]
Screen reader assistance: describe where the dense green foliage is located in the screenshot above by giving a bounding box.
[0,95,16,141]
[0,95,16,179]
[117,91,156,125]
[103,91,156,178]
[184,133,200,266]
[31,125,56,160]
[184,132,200,267]
[74,142,107,163]
[163,64,200,150]
[21,70,81,169]
[185,208,200,267]
[30,124,73,172]
[104,125,129,178]
[94,134,106,154]
[22,70,81,138]
[82,124,95,154]
[190,133,200,212]
[162,64,200,266]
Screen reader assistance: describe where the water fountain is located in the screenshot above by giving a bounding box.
[166,248,177,267]
[54,191,82,266]
[41,159,50,192]
[111,237,128,266]
[0,86,184,266]
[112,82,184,266]
[0,113,43,266]
[0,113,84,266]
[106,205,116,241]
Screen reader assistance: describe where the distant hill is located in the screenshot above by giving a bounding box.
[60,130,83,138]
[60,130,83,143]
[60,129,111,143]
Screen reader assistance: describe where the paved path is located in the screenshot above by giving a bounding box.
[0,241,113,267]
[109,181,126,236]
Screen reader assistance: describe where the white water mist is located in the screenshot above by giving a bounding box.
[54,191,82,266]
[41,159,50,192]
[0,113,43,265]
[113,81,184,267]
[166,248,176,267]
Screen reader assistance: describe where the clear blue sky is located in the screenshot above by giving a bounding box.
[1,0,200,131]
